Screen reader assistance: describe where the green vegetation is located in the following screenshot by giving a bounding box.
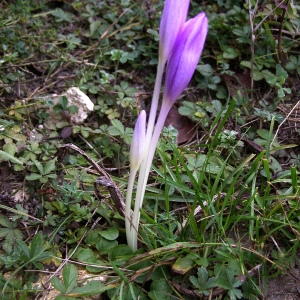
[0,0,299,299]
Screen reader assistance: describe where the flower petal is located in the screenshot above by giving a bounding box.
[159,0,190,63]
[130,110,146,170]
[163,12,208,105]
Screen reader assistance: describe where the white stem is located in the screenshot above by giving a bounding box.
[131,98,170,251]
[125,166,137,250]
[129,59,166,251]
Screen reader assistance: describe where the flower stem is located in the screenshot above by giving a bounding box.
[125,167,137,250]
[129,59,165,251]
[130,62,167,250]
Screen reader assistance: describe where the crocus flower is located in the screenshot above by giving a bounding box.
[147,0,190,152]
[159,0,190,64]
[126,0,208,251]
[163,12,208,108]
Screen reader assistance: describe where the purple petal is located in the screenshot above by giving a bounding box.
[163,12,208,105]
[130,110,146,169]
[159,0,190,63]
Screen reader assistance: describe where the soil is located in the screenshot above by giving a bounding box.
[265,264,300,299]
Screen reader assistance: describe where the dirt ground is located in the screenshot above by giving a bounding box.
[265,257,300,300]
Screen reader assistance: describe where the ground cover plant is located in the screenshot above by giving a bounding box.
[0,0,299,299]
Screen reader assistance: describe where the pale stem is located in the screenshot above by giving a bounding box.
[125,166,137,250]
[129,58,166,251]
[131,98,170,251]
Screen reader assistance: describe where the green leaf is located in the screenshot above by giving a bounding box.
[75,247,97,263]
[195,257,209,268]
[276,63,288,79]
[223,47,239,59]
[70,280,106,296]
[197,64,214,76]
[261,69,275,82]
[25,173,42,180]
[149,279,173,299]
[95,236,118,253]
[108,245,133,262]
[215,267,243,299]
[178,101,196,117]
[86,259,106,273]
[240,60,251,69]
[256,128,272,140]
[0,228,12,238]
[99,227,119,241]
[51,277,66,294]
[190,267,216,295]
[90,20,101,36]
[63,264,78,294]
[0,225,22,252]
[252,69,264,81]
[33,261,44,270]
[46,173,57,179]
[109,119,124,135]
[266,75,277,85]
[228,259,242,275]
[55,296,75,300]
[0,150,23,165]
[228,287,243,300]
[30,232,43,258]
[33,159,44,174]
[17,239,30,259]
[59,96,68,109]
[67,105,78,114]
[85,230,101,246]
[0,215,13,228]
[40,177,48,183]
[269,156,282,173]
[44,158,57,174]
[3,143,16,156]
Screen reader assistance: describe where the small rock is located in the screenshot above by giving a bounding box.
[65,87,94,124]
[43,87,94,129]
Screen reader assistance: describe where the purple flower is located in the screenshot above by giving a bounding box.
[130,110,146,170]
[159,0,190,63]
[163,12,208,106]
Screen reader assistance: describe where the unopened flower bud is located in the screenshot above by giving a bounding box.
[130,110,146,171]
